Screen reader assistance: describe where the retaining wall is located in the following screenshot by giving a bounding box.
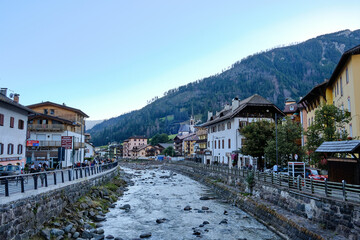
[167,163,360,240]
[0,168,118,240]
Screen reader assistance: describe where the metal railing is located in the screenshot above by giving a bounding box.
[28,124,65,131]
[173,161,360,203]
[0,162,118,198]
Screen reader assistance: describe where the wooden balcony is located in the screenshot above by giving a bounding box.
[28,124,65,132]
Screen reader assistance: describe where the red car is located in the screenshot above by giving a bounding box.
[305,168,328,180]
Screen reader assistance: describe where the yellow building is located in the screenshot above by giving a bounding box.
[183,134,198,157]
[299,44,360,143]
[327,45,360,138]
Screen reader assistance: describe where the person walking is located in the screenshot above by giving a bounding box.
[39,167,46,187]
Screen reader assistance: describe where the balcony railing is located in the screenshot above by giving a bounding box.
[28,141,85,148]
[28,124,65,132]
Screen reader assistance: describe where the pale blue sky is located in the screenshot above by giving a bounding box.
[1,1,359,120]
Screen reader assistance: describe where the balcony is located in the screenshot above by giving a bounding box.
[28,124,65,132]
[28,141,85,149]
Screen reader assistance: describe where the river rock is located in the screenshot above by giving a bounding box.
[70,227,76,234]
[219,219,228,224]
[40,228,51,240]
[64,224,73,233]
[200,196,210,200]
[110,204,116,208]
[203,221,210,225]
[96,223,104,228]
[139,232,152,238]
[84,223,93,229]
[53,222,61,227]
[105,235,114,239]
[224,210,228,215]
[184,205,192,211]
[89,210,96,217]
[193,230,201,236]
[199,224,204,227]
[119,204,131,210]
[202,206,209,210]
[114,238,124,240]
[72,232,80,238]
[51,228,64,237]
[81,230,93,239]
[93,233,105,240]
[80,203,88,209]
[93,215,106,222]
[97,229,105,234]
[156,218,167,224]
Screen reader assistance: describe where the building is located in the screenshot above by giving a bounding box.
[26,101,88,168]
[298,44,360,143]
[202,94,284,169]
[183,133,198,158]
[194,126,208,163]
[0,88,34,167]
[122,136,147,158]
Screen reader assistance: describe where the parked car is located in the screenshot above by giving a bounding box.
[304,168,328,180]
[0,165,23,184]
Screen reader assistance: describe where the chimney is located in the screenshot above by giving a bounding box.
[232,97,240,112]
[207,111,213,121]
[224,104,231,110]
[0,88,7,96]
[13,94,20,103]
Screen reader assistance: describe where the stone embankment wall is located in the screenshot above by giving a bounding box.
[166,163,360,240]
[0,168,118,240]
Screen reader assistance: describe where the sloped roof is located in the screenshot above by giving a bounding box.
[0,94,35,114]
[29,113,76,125]
[202,94,284,127]
[316,140,360,153]
[184,134,199,141]
[157,143,173,149]
[27,101,89,118]
[298,80,328,105]
[328,44,360,86]
[178,124,191,133]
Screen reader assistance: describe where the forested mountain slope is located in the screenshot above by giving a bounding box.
[89,29,360,146]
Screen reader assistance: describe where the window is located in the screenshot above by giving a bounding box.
[50,109,55,115]
[10,117,14,128]
[44,109,48,114]
[348,97,351,112]
[222,139,224,149]
[239,121,248,129]
[18,119,24,129]
[17,144,23,154]
[340,77,343,96]
[214,141,216,149]
[290,105,294,111]
[227,122,231,129]
[218,140,220,149]
[0,143,3,155]
[228,139,231,149]
[8,143,14,154]
[0,114,4,126]
[208,141,210,148]
[346,68,349,84]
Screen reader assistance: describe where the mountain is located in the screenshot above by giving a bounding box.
[88,29,360,146]
[86,120,105,130]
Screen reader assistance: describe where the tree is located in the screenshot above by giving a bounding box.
[239,120,274,170]
[150,133,169,145]
[264,117,304,166]
[162,146,175,157]
[305,104,351,166]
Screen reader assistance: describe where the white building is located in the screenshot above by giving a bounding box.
[84,142,95,159]
[202,94,284,169]
[0,88,33,167]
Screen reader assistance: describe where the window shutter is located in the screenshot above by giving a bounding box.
[0,114,4,126]
[10,117,14,128]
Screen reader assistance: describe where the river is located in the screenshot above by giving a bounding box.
[102,166,281,240]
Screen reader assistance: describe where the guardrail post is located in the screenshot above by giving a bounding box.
[85,167,87,177]
[34,175,38,190]
[61,171,64,183]
[288,175,290,188]
[44,174,48,187]
[5,179,9,196]
[310,178,314,194]
[297,175,301,191]
[54,172,57,185]
[76,169,78,179]
[21,177,25,193]
[342,180,346,201]
[279,174,281,186]
[68,170,71,181]
[271,172,274,184]
[80,168,83,178]
[325,178,328,197]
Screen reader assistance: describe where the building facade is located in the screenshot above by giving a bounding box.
[0,88,33,167]
[26,101,88,168]
[202,95,284,169]
[122,136,147,158]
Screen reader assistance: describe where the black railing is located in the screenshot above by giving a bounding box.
[0,162,118,198]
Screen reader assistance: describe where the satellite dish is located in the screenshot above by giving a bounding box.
[9,93,14,98]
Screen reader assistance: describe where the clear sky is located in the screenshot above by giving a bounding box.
[1,1,359,120]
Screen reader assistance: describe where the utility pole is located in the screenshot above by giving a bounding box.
[275,113,278,167]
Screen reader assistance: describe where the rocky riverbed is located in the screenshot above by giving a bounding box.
[101,163,281,240]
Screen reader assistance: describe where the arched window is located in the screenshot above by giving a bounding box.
[17,144,23,154]
[8,143,14,154]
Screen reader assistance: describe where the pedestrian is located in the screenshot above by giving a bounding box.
[273,164,278,173]
[39,167,46,187]
[30,162,36,173]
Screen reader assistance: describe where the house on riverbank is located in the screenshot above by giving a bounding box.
[202,94,284,169]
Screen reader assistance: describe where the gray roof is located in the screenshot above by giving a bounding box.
[316,140,360,153]
[178,124,191,133]
[158,143,173,149]
[203,94,284,127]
[0,94,35,114]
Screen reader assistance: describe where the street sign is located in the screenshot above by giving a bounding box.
[61,136,73,149]
[26,140,39,147]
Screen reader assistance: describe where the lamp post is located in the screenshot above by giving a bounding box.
[275,113,278,167]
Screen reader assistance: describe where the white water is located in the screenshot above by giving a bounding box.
[102,167,281,240]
